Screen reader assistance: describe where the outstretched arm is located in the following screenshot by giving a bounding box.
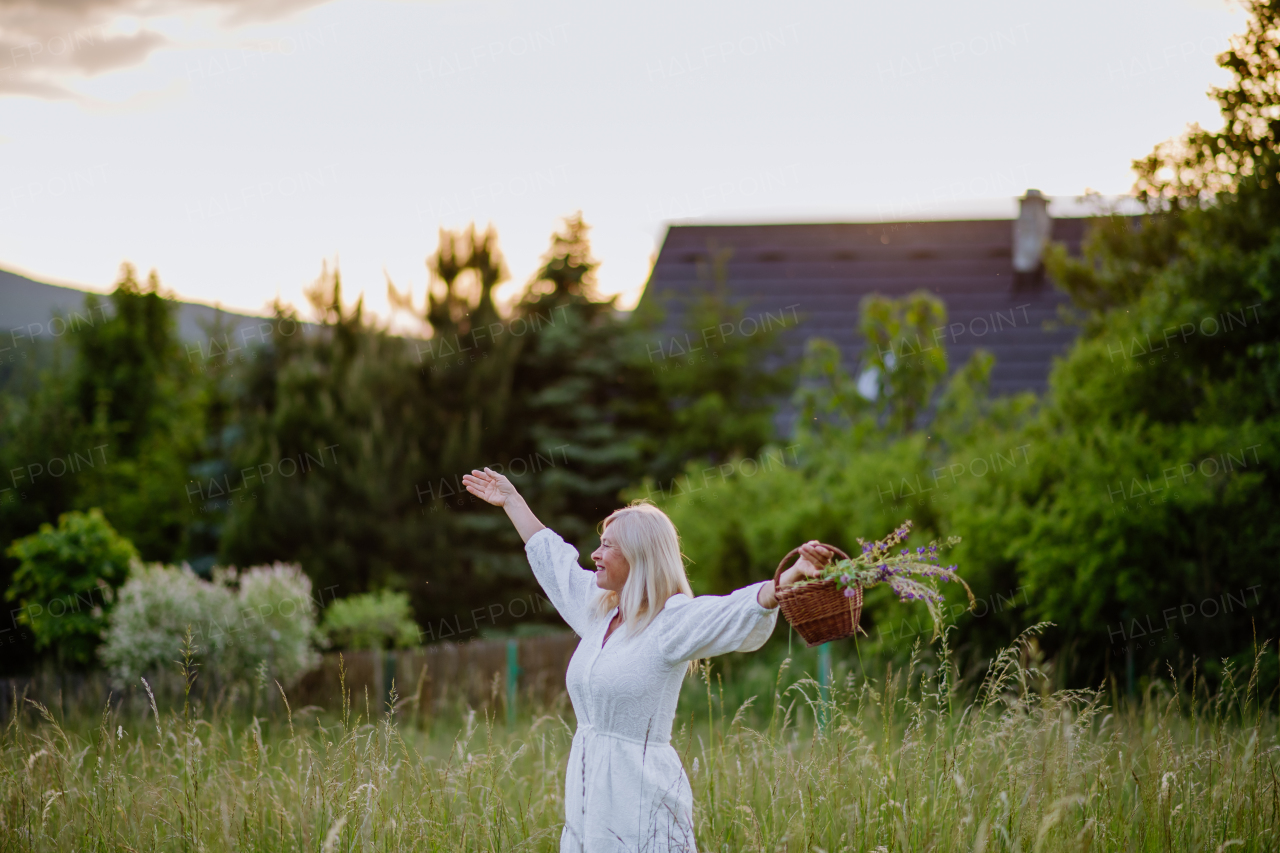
[462,467,546,543]
[658,542,836,666]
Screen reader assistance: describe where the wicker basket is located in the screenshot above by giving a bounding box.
[773,543,866,647]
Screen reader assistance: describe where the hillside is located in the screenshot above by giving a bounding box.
[0,267,276,346]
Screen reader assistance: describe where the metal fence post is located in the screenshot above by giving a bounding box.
[506,638,520,726]
[817,643,831,732]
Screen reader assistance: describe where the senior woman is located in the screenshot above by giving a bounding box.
[462,467,833,853]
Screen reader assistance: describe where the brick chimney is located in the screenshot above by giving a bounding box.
[1013,189,1051,289]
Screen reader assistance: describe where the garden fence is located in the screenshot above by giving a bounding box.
[0,632,579,724]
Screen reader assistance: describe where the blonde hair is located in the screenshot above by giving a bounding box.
[591,499,700,674]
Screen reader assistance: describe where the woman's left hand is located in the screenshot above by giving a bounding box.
[758,541,834,609]
[780,541,834,589]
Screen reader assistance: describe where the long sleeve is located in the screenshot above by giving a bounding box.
[657,580,779,666]
[524,527,601,637]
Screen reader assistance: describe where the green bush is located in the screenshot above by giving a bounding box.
[4,508,138,666]
[322,590,421,650]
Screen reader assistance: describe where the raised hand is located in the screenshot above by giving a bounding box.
[463,466,545,543]
[462,467,518,507]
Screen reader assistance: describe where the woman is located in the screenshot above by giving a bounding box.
[462,467,833,853]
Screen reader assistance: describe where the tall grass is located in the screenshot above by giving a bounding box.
[1,625,1275,852]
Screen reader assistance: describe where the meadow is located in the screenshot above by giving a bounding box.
[1,626,1274,853]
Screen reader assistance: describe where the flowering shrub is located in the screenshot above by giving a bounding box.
[100,562,319,688]
[790,519,975,638]
[231,563,321,684]
[99,563,237,685]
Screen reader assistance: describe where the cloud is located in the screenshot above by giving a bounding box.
[0,74,76,98]
[0,0,333,99]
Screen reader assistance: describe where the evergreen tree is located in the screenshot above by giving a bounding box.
[505,213,644,544]
[221,264,428,601]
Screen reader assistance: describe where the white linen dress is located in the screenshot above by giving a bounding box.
[525,527,780,853]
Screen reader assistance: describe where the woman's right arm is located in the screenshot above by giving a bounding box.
[501,492,546,543]
[462,467,546,543]
[463,467,596,635]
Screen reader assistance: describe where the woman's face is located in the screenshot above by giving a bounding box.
[591,526,631,592]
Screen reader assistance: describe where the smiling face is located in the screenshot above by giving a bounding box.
[591,526,631,593]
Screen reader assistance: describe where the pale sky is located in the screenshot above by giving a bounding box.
[0,0,1244,327]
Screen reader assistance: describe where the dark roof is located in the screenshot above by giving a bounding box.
[639,217,1091,407]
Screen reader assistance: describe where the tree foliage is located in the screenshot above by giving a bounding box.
[629,241,795,480]
[1133,0,1280,206]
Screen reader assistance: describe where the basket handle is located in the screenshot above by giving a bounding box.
[773,542,850,589]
